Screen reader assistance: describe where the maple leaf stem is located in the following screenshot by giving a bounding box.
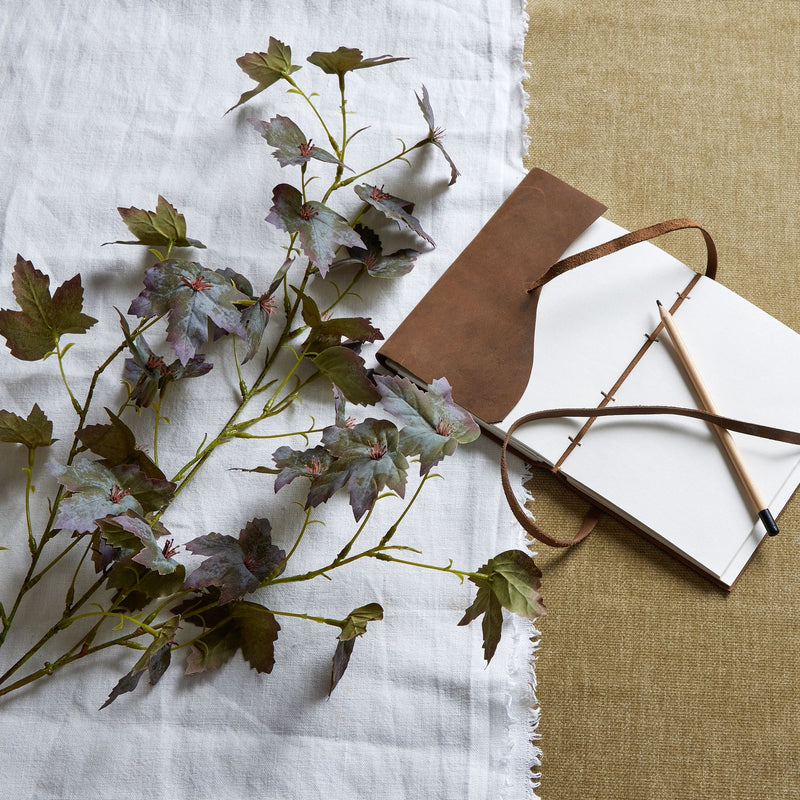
[285,76,339,155]
[264,608,341,627]
[27,534,86,587]
[56,339,83,416]
[371,553,477,582]
[322,265,367,317]
[23,448,36,554]
[0,626,149,699]
[0,570,109,687]
[232,334,247,399]
[338,139,427,187]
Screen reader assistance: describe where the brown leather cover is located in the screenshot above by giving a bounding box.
[377,168,607,423]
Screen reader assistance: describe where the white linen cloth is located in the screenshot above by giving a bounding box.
[0,2,536,798]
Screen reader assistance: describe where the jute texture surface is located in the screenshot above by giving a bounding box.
[523,2,800,797]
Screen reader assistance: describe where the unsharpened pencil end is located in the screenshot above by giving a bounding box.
[759,508,780,536]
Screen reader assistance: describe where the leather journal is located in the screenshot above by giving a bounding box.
[378,169,800,588]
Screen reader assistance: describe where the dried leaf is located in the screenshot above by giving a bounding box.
[0,404,54,449]
[110,196,206,249]
[375,375,480,473]
[227,37,301,114]
[184,518,286,604]
[0,255,97,361]
[265,184,364,277]
[353,185,434,246]
[128,259,248,365]
[307,47,407,76]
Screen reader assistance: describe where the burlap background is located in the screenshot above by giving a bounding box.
[523,2,800,797]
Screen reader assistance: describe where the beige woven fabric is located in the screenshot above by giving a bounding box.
[523,2,800,797]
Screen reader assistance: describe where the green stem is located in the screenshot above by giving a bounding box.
[371,553,477,581]
[0,622,154,699]
[286,76,339,154]
[0,571,109,687]
[152,397,163,467]
[0,316,161,649]
[267,608,342,627]
[232,335,247,399]
[339,139,428,187]
[56,340,82,415]
[23,449,36,553]
[66,611,159,638]
[28,535,85,587]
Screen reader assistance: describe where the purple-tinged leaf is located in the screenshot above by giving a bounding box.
[309,419,408,520]
[102,513,179,575]
[227,38,302,114]
[108,196,206,249]
[329,603,383,694]
[122,333,213,407]
[0,255,97,361]
[51,458,144,533]
[415,85,460,185]
[249,116,347,169]
[0,404,54,449]
[272,445,335,492]
[307,47,407,76]
[300,291,383,355]
[78,408,169,481]
[458,550,545,663]
[239,295,275,364]
[312,346,381,406]
[353,185,435,246]
[265,184,364,277]
[128,260,248,365]
[184,518,285,604]
[375,375,480,473]
[332,385,357,429]
[185,625,241,675]
[331,225,419,278]
[232,602,281,674]
[100,617,179,709]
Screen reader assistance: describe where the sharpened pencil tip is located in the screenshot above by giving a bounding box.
[656,299,662,307]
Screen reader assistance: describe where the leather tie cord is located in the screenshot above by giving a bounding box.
[504,219,794,547]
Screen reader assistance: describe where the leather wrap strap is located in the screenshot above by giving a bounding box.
[504,218,793,548]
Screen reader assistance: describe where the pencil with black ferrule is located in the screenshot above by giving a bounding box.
[656,299,779,536]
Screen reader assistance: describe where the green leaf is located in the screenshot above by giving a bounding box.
[312,346,381,406]
[249,116,347,169]
[375,375,480,473]
[0,404,54,449]
[458,550,545,663]
[128,260,248,365]
[330,602,384,694]
[0,254,97,361]
[109,196,206,249]
[265,184,364,277]
[307,47,407,76]
[100,616,179,709]
[227,38,302,114]
[353,185,435,246]
[338,602,384,641]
